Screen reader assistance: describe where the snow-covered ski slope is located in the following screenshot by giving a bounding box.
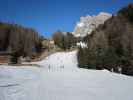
[0,51,133,100]
[33,51,78,70]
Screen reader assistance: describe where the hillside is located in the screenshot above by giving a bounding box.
[0,51,133,100]
[78,4,133,75]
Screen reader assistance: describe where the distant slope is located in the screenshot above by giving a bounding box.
[31,51,78,70]
[0,51,133,100]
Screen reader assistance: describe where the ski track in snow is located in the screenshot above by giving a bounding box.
[0,51,133,100]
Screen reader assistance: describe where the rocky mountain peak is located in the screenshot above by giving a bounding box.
[73,12,112,37]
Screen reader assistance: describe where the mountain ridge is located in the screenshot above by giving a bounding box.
[73,12,112,37]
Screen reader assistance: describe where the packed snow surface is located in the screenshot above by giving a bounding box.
[0,51,133,100]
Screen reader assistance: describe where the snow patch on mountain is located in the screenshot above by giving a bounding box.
[77,42,87,48]
[73,12,112,37]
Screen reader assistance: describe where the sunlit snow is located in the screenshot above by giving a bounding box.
[0,51,133,100]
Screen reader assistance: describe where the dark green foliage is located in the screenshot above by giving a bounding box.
[77,4,133,75]
[118,4,133,22]
[101,47,120,71]
[78,47,96,69]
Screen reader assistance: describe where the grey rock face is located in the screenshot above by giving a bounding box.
[73,12,112,37]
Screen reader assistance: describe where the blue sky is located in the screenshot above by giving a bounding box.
[0,0,132,37]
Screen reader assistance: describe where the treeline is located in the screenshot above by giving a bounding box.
[78,4,133,75]
[53,30,77,50]
[0,22,43,63]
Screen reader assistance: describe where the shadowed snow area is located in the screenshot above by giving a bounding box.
[0,51,133,100]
